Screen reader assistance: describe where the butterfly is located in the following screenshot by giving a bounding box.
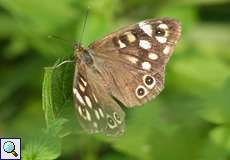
[73,18,181,136]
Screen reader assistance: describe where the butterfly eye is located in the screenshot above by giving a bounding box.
[135,85,148,99]
[113,112,122,124]
[107,115,117,129]
[143,75,156,89]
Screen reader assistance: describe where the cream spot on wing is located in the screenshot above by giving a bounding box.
[73,88,85,105]
[125,55,138,64]
[148,53,158,60]
[98,108,104,118]
[80,78,87,86]
[138,21,146,27]
[92,93,98,103]
[84,96,92,108]
[163,46,170,54]
[155,36,167,43]
[158,23,168,29]
[141,61,151,70]
[125,32,136,42]
[94,110,100,120]
[118,40,126,48]
[79,83,85,92]
[139,40,151,49]
[93,122,98,128]
[85,108,91,121]
[79,106,91,121]
[78,106,83,116]
[139,23,152,37]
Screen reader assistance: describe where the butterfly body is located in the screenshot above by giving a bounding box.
[73,18,181,136]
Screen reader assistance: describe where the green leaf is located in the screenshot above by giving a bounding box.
[43,67,56,125]
[0,0,80,57]
[170,56,230,97]
[42,60,81,137]
[210,126,230,151]
[22,133,61,160]
[199,78,230,124]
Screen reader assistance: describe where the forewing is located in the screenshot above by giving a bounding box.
[89,18,181,107]
[73,63,125,136]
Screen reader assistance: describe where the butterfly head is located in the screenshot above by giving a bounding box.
[74,43,94,65]
[74,42,84,53]
[74,43,85,60]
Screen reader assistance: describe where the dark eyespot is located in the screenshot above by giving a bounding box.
[81,106,86,116]
[137,88,145,96]
[107,117,115,126]
[114,112,121,121]
[155,28,165,36]
[145,76,154,85]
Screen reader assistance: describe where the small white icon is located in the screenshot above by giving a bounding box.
[0,138,21,160]
[3,141,18,157]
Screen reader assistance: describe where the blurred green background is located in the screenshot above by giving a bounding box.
[0,0,230,160]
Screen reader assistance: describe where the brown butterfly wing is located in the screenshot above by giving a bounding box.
[73,63,125,136]
[89,18,181,107]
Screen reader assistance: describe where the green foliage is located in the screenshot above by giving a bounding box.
[22,132,61,160]
[42,60,80,137]
[0,0,230,159]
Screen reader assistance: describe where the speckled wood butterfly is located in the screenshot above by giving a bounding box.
[73,18,181,136]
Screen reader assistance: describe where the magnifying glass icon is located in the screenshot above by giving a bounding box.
[3,141,18,157]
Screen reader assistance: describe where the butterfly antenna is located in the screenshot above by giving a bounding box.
[54,59,75,68]
[79,8,90,45]
[48,35,73,48]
